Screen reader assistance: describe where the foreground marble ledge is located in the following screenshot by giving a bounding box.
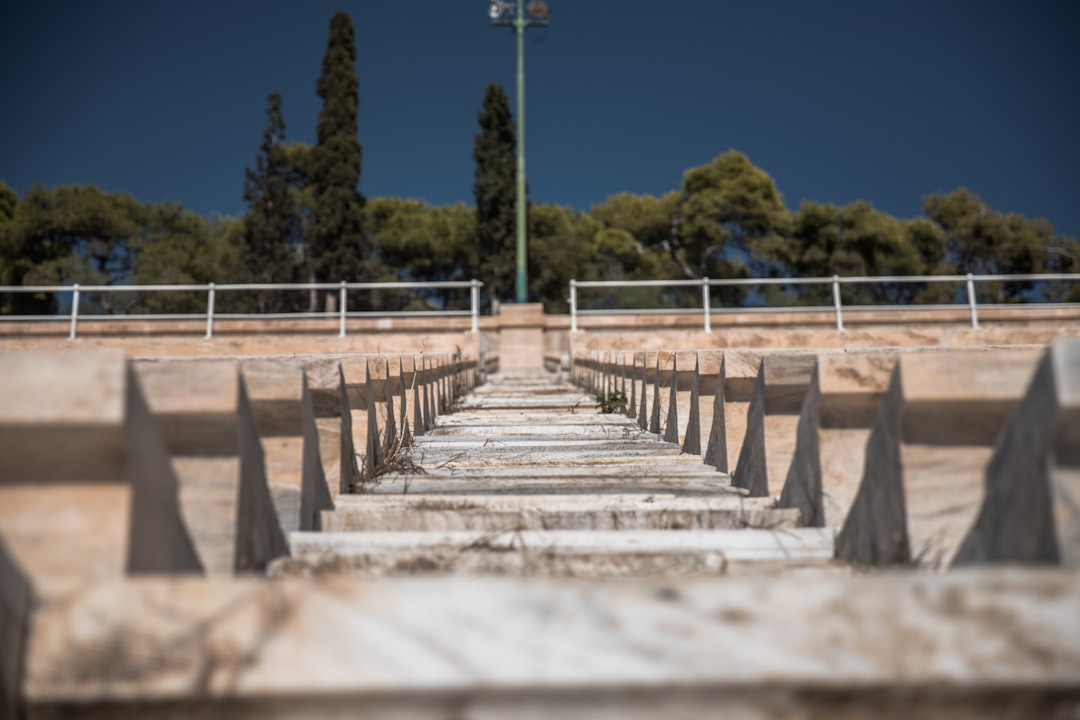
[19,570,1080,716]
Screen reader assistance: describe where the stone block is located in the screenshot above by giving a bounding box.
[955,339,1080,566]
[682,350,723,458]
[340,356,385,481]
[398,354,420,439]
[0,351,201,599]
[299,358,358,497]
[241,361,334,532]
[719,350,763,472]
[835,350,1041,567]
[703,352,728,471]
[778,354,895,527]
[136,361,288,574]
[497,303,545,371]
[0,536,32,720]
[732,355,816,497]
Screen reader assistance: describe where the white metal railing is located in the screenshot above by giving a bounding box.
[568,273,1078,333]
[0,280,484,339]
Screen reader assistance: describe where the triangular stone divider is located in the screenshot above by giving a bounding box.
[732,363,768,496]
[637,359,648,430]
[412,355,426,437]
[953,339,1080,566]
[364,359,383,479]
[398,362,409,444]
[619,352,627,400]
[664,356,680,444]
[704,352,728,471]
[382,357,397,454]
[682,354,702,455]
[649,356,662,435]
[423,357,435,430]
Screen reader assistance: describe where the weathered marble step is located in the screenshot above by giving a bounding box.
[428,424,648,437]
[468,387,587,396]
[413,436,676,449]
[323,494,797,532]
[412,443,686,459]
[409,464,728,479]
[291,527,833,561]
[407,454,709,470]
[365,471,735,496]
[435,412,620,425]
[456,403,596,413]
[465,392,585,400]
[469,377,581,389]
[274,549,843,579]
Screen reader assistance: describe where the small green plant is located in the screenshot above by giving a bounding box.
[596,389,628,414]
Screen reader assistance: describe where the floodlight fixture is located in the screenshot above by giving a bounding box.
[488,1,514,21]
[526,0,549,20]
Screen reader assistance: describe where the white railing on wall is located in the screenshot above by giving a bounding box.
[567,273,1078,333]
[0,280,484,339]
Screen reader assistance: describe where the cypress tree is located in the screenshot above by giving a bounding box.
[472,84,516,303]
[241,92,301,312]
[310,11,367,302]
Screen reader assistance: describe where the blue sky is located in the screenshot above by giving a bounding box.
[2,1,1078,237]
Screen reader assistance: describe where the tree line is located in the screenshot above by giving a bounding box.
[2,13,1077,316]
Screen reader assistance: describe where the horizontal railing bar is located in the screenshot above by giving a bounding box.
[575,302,1079,317]
[577,308,711,315]
[574,279,710,288]
[2,280,482,294]
[577,307,827,316]
[571,273,1078,291]
[1,310,474,322]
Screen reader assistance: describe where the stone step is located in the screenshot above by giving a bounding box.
[407,464,729,478]
[428,424,648,437]
[26,570,1079,716]
[363,476,740,496]
[324,494,796,532]
[412,436,679,450]
[456,400,596,411]
[290,527,833,562]
[435,412,623,425]
[408,446,695,464]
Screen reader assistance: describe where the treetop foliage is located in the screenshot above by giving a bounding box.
[310,11,367,290]
[473,83,517,303]
[239,92,304,312]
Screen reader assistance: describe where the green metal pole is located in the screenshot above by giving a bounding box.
[514,8,528,303]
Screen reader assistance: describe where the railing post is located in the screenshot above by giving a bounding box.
[470,279,480,334]
[832,275,845,333]
[204,283,215,340]
[339,281,347,339]
[68,284,80,341]
[701,276,711,334]
[569,279,578,333]
[966,273,980,330]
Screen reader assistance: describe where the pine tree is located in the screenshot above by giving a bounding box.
[472,84,517,303]
[241,92,301,312]
[310,11,367,303]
